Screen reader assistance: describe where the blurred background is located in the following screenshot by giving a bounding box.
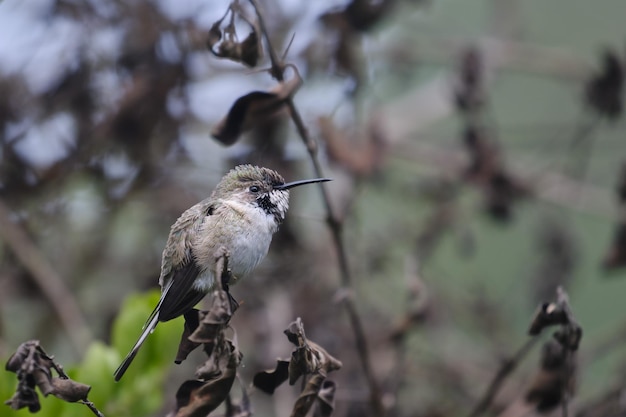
[1,0,626,416]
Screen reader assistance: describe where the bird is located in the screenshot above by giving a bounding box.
[114,165,330,381]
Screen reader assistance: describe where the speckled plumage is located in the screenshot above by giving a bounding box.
[114,165,328,381]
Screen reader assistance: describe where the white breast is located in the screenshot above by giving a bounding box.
[191,199,279,292]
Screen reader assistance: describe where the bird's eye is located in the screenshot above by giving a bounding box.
[249,185,260,193]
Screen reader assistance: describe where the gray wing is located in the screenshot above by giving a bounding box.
[158,199,215,321]
[113,200,214,381]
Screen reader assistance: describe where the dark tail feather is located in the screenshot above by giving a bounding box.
[114,280,175,381]
[114,312,159,381]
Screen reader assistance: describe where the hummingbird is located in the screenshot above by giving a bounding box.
[114,165,330,381]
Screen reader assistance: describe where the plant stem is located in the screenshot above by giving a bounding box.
[248,1,385,416]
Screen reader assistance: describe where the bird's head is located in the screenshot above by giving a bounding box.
[212,165,330,223]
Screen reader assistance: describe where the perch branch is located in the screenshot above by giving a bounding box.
[248,1,385,416]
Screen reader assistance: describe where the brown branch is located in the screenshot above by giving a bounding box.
[467,337,540,417]
[0,200,92,353]
[248,1,385,416]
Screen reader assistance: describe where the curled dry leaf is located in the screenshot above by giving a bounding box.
[238,32,261,67]
[252,360,290,394]
[206,4,262,67]
[176,309,202,364]
[206,21,222,50]
[315,380,337,417]
[5,341,35,372]
[498,339,577,417]
[528,286,582,351]
[524,340,577,413]
[189,290,235,344]
[211,72,302,145]
[4,340,99,414]
[173,340,242,417]
[584,49,623,120]
[223,378,252,417]
[216,32,261,68]
[554,325,583,352]
[528,302,569,336]
[176,285,237,364]
[284,318,342,385]
[290,373,326,417]
[4,384,41,413]
[49,378,91,403]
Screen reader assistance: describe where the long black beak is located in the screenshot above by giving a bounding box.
[275,178,331,190]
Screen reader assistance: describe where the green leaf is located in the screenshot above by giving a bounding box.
[71,342,118,410]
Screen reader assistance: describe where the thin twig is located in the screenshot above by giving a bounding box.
[467,337,540,417]
[248,1,385,416]
[80,400,106,417]
[0,199,92,353]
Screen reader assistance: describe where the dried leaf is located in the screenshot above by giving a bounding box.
[217,39,240,60]
[4,341,100,415]
[315,380,337,417]
[4,384,41,412]
[584,49,624,120]
[252,360,290,394]
[528,302,569,336]
[224,378,252,417]
[206,6,262,68]
[554,326,583,351]
[284,318,342,385]
[528,287,582,352]
[524,340,576,413]
[206,21,223,50]
[5,340,39,373]
[175,309,202,364]
[174,380,204,410]
[290,373,326,417]
[189,290,234,344]
[173,341,242,417]
[239,31,261,67]
[32,366,54,396]
[211,73,302,145]
[50,378,91,402]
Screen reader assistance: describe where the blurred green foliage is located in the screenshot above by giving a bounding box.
[1,291,183,417]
